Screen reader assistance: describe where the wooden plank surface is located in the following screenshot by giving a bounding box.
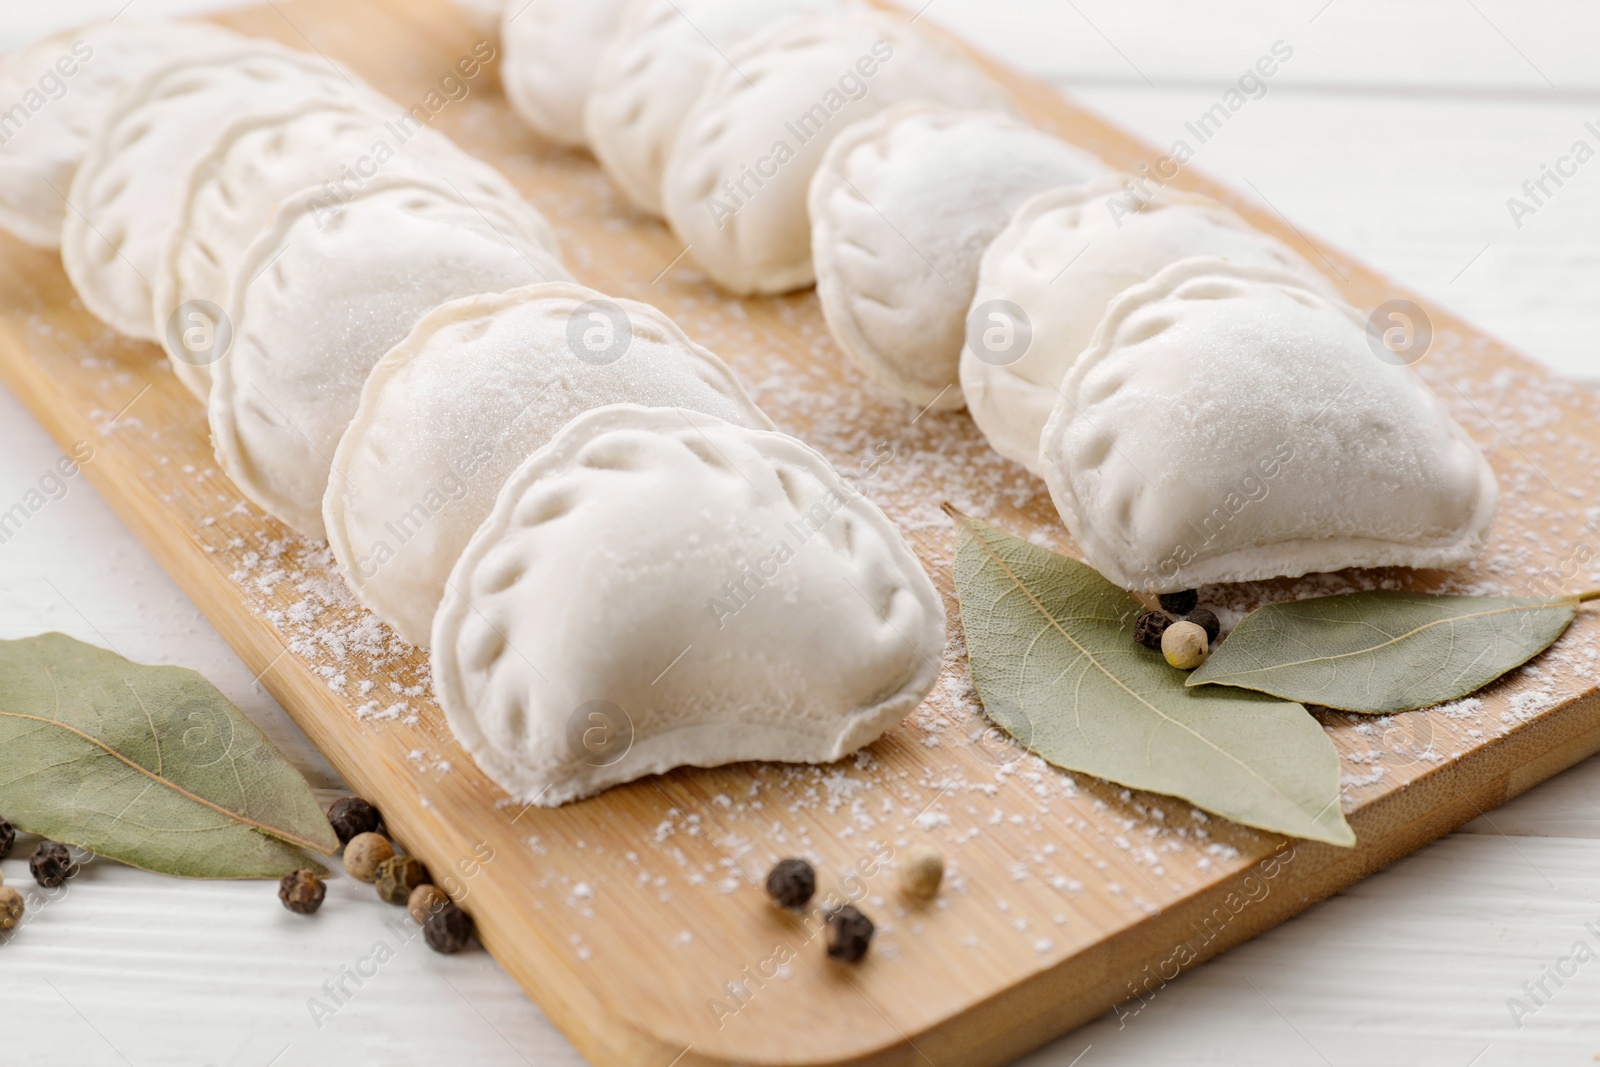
[3,0,1600,1064]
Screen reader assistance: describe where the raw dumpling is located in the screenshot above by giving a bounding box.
[62,43,388,339]
[1039,259,1498,593]
[0,19,243,249]
[810,104,1107,411]
[432,404,947,805]
[500,0,633,147]
[585,0,857,217]
[154,100,555,400]
[209,176,569,539]
[661,13,1012,295]
[961,179,1335,474]
[449,0,506,33]
[326,282,773,647]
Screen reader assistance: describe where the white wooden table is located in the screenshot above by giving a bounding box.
[3,2,1598,1064]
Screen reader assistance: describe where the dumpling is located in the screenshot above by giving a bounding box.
[325,282,773,647]
[1038,259,1499,593]
[961,179,1335,474]
[209,176,569,539]
[0,19,243,249]
[660,13,1012,295]
[500,0,633,147]
[585,0,857,217]
[810,104,1107,411]
[432,404,947,806]
[154,100,555,400]
[448,0,506,33]
[62,44,391,340]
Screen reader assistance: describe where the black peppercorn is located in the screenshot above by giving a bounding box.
[1187,608,1221,643]
[1158,590,1198,615]
[1133,610,1171,650]
[424,901,474,954]
[278,868,326,915]
[327,797,382,846]
[765,857,815,909]
[375,855,429,905]
[825,905,874,963]
[0,815,14,861]
[30,841,74,888]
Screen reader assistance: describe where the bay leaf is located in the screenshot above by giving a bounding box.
[1187,590,1582,713]
[0,633,337,878]
[946,507,1354,847]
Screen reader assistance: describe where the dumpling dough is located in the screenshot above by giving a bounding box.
[154,100,555,400]
[0,19,243,249]
[810,104,1107,411]
[661,13,1012,295]
[62,43,388,339]
[432,404,947,805]
[210,176,569,539]
[500,0,633,147]
[586,0,857,216]
[961,179,1335,474]
[326,283,774,647]
[1039,259,1499,593]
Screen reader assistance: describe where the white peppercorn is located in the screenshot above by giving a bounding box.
[344,832,393,882]
[1162,620,1210,670]
[898,845,945,899]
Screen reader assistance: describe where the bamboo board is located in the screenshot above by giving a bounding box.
[3,1,1600,1064]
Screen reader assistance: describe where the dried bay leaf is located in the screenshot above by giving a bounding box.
[0,633,337,878]
[946,508,1354,847]
[1188,590,1585,714]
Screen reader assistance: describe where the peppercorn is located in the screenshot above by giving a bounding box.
[375,855,429,905]
[344,832,393,882]
[0,885,22,931]
[1162,620,1210,671]
[898,845,945,899]
[1158,590,1198,615]
[825,905,874,963]
[408,883,449,924]
[1187,607,1221,643]
[30,841,74,888]
[424,901,474,954]
[278,868,326,915]
[327,797,382,846]
[765,857,815,909]
[1133,610,1172,650]
[0,815,14,861]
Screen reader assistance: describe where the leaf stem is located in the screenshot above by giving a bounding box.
[1579,590,1600,604]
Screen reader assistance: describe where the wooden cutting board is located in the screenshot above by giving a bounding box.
[3,1,1599,1063]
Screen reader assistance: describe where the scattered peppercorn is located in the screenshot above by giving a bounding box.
[0,815,14,861]
[1187,608,1221,643]
[30,841,74,888]
[424,901,474,954]
[1158,590,1198,615]
[344,832,393,882]
[327,796,382,846]
[765,857,816,909]
[1162,620,1210,671]
[825,905,874,963]
[375,855,429,905]
[408,883,449,925]
[1133,610,1172,650]
[278,868,326,915]
[0,885,22,931]
[898,845,945,899]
